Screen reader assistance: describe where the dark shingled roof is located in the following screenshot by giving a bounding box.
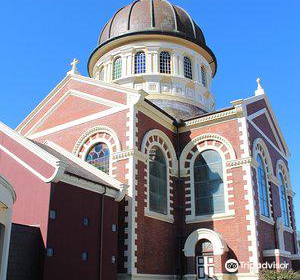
[32,141,118,190]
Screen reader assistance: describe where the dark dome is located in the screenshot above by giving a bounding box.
[88,0,217,76]
[99,0,206,47]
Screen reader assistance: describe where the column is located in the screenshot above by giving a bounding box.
[178,53,184,77]
[147,47,160,74]
[0,209,12,280]
[173,53,179,76]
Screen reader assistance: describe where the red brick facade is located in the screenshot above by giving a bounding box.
[2,75,299,280]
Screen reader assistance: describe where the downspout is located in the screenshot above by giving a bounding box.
[173,120,185,279]
[99,186,107,280]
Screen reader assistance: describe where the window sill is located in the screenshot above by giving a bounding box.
[259,214,275,225]
[186,211,235,224]
[284,226,294,234]
[144,209,174,224]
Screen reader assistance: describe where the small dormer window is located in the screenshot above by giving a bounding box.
[184,57,193,80]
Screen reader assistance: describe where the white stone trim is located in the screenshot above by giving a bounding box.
[253,138,274,222]
[248,108,285,154]
[183,228,229,257]
[141,129,177,168]
[0,176,15,280]
[144,140,174,223]
[28,106,128,139]
[0,122,66,183]
[248,119,287,160]
[180,133,236,170]
[185,142,234,222]
[73,125,122,155]
[45,141,127,196]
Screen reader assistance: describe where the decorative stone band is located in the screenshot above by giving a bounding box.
[184,106,244,128]
[227,156,258,169]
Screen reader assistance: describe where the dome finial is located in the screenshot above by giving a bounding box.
[255,77,265,96]
[68,58,80,75]
[256,77,262,90]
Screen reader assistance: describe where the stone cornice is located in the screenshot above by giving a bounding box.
[227,157,257,169]
[112,148,148,163]
[183,107,243,129]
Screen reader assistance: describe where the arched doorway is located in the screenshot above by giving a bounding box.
[183,228,228,279]
[195,239,214,279]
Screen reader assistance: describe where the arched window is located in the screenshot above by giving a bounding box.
[149,146,167,214]
[257,155,270,217]
[134,51,146,74]
[201,66,207,87]
[99,66,105,81]
[279,173,289,227]
[160,51,171,74]
[85,142,110,174]
[113,57,122,80]
[184,57,193,79]
[194,150,224,216]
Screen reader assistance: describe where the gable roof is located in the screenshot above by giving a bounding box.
[244,94,289,158]
[0,122,127,200]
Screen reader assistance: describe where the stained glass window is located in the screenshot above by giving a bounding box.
[194,150,224,216]
[85,143,110,174]
[135,52,146,74]
[201,66,207,87]
[160,51,171,74]
[257,155,270,217]
[279,173,290,227]
[184,57,193,80]
[149,146,168,214]
[113,57,122,80]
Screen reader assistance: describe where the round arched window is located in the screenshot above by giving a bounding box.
[194,150,224,216]
[149,146,167,214]
[85,143,110,174]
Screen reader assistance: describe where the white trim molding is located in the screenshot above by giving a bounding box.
[252,138,274,223]
[183,228,229,257]
[141,129,177,223]
[73,125,122,156]
[181,134,236,223]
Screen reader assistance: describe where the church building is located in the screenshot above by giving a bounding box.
[0,0,299,279]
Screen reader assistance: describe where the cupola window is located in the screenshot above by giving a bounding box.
[113,57,122,80]
[85,142,110,174]
[160,51,171,74]
[135,51,146,74]
[184,57,193,80]
[257,155,270,217]
[99,66,105,81]
[194,150,224,216]
[201,66,207,87]
[149,146,168,215]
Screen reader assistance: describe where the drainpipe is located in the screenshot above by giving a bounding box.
[99,186,107,280]
[173,120,185,279]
